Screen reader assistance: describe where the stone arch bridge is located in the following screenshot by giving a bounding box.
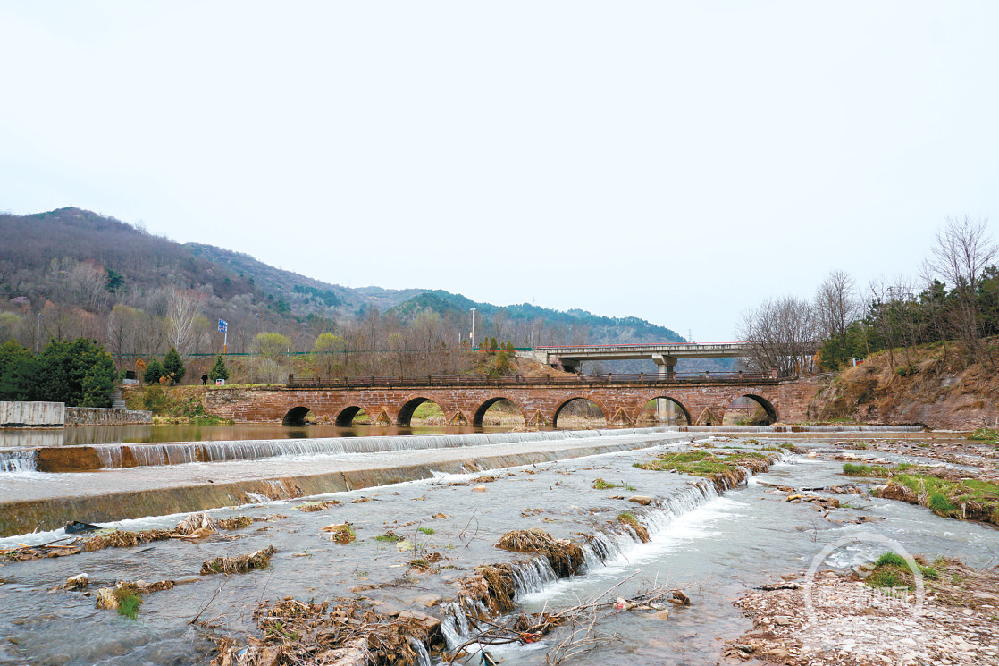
[202,377,822,428]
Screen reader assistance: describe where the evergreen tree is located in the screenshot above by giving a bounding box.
[143,359,163,385]
[162,347,186,384]
[28,339,117,407]
[208,354,230,382]
[0,341,38,401]
[494,350,511,375]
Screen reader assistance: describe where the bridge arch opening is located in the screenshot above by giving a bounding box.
[553,398,607,429]
[721,395,778,426]
[282,406,311,426]
[473,398,524,428]
[638,397,691,425]
[397,398,446,427]
[335,406,369,427]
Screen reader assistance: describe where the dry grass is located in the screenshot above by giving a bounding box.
[200,545,276,575]
[496,528,584,577]
[294,500,342,512]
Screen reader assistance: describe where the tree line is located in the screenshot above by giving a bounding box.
[739,217,999,374]
[0,338,118,407]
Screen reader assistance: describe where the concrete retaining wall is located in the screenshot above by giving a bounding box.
[65,407,153,426]
[0,401,64,428]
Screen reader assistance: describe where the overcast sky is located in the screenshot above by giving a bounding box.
[2,2,997,341]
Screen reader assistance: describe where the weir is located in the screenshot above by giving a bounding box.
[0,428,695,537]
[0,425,932,537]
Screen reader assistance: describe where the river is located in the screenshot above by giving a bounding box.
[0,427,994,665]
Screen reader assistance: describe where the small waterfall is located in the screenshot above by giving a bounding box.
[0,450,37,473]
[665,425,925,433]
[407,637,432,666]
[49,428,652,470]
[93,446,121,469]
[581,533,617,568]
[439,601,470,651]
[509,557,558,595]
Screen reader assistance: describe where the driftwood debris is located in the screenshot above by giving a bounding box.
[210,597,440,666]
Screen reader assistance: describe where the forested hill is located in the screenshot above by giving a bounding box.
[390,290,684,346]
[0,208,683,351]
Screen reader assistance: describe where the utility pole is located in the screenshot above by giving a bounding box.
[470,308,476,349]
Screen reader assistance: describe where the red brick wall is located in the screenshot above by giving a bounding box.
[203,378,822,426]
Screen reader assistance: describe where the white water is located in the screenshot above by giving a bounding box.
[0,424,923,473]
[1,427,681,473]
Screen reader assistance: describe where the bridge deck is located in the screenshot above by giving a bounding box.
[535,342,752,360]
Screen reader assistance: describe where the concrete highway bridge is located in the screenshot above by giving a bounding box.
[527,342,762,377]
[202,374,822,428]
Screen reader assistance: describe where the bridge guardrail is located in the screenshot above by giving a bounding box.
[286,372,786,389]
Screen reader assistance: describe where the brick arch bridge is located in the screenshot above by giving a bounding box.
[202,378,822,427]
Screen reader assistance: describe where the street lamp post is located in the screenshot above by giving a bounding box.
[470,308,476,349]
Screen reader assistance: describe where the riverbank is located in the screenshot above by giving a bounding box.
[725,431,999,665]
[727,557,999,665]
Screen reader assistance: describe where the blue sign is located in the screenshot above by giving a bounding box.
[218,318,228,333]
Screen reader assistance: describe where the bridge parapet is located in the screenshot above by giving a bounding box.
[286,372,783,390]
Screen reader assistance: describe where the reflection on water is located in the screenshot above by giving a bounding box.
[0,423,518,448]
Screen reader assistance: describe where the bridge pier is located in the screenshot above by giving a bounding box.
[653,354,677,380]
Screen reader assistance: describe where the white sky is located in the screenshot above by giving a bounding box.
[2,2,997,341]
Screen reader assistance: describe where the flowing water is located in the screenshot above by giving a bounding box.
[0,428,994,665]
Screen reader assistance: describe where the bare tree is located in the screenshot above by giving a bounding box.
[923,216,998,364]
[69,261,109,311]
[738,296,817,376]
[814,270,860,343]
[167,289,204,356]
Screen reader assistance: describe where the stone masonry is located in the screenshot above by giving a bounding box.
[202,378,823,427]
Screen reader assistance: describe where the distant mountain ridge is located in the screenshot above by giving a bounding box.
[1,207,684,347]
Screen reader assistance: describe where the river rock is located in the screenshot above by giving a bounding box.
[471,485,487,493]
[95,587,118,610]
[628,495,653,505]
[65,573,89,590]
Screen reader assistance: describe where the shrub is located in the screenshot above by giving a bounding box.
[141,385,172,415]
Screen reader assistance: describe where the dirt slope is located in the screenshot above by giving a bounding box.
[809,344,999,430]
